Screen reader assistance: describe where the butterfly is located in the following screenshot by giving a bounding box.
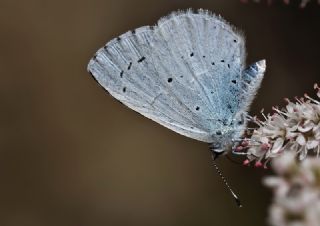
[87,9,266,159]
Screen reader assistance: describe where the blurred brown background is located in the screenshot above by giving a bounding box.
[0,0,319,225]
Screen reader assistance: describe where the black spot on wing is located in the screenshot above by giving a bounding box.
[137,56,146,63]
[167,78,173,83]
[190,52,194,57]
[227,104,234,113]
[222,119,228,126]
[127,62,132,70]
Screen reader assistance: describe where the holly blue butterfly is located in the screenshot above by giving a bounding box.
[87,9,266,158]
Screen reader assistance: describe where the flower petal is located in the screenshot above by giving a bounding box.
[270,137,284,154]
[306,140,319,150]
[296,134,306,146]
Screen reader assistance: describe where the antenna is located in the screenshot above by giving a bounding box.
[211,153,242,208]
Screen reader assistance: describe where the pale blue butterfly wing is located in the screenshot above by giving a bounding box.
[87,9,266,149]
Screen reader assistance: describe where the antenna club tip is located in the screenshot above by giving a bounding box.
[235,198,242,208]
[212,159,242,208]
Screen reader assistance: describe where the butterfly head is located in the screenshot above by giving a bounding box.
[210,114,248,159]
[209,133,234,159]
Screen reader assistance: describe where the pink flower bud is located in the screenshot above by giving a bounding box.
[236,146,244,152]
[243,159,250,166]
[255,161,263,168]
[261,143,271,151]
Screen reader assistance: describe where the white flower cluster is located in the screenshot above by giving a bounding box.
[238,84,320,168]
[264,152,320,226]
[240,0,320,8]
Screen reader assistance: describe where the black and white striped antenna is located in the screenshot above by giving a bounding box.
[211,152,242,208]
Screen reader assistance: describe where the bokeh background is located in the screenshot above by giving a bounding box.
[1,0,319,225]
